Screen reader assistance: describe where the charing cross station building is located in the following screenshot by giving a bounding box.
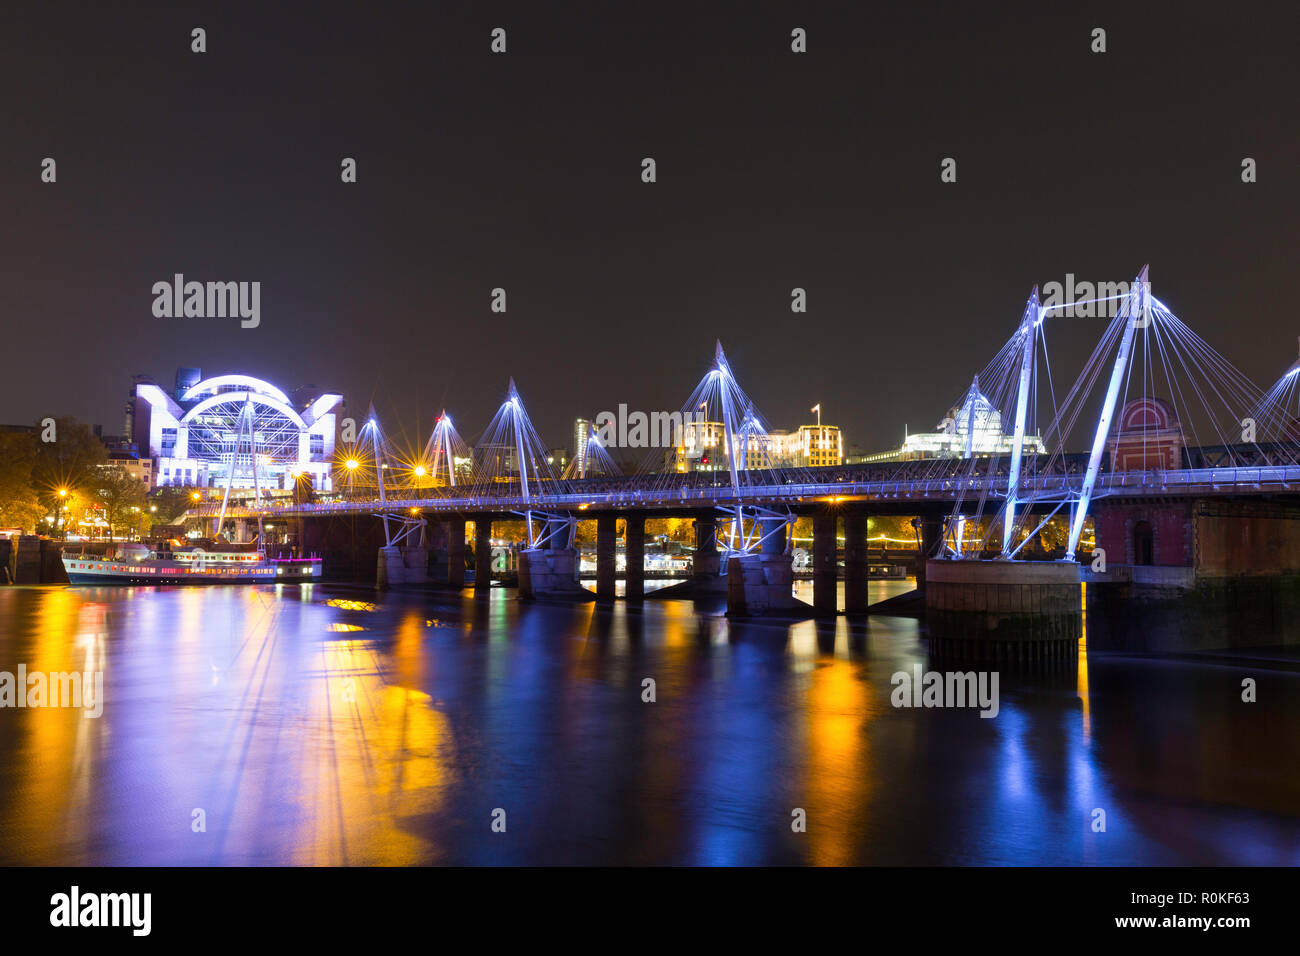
[128,369,344,492]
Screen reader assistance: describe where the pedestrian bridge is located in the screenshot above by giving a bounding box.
[190,461,1300,520]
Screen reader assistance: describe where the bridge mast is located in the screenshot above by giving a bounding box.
[439,411,456,487]
[507,379,536,544]
[1001,287,1039,556]
[366,407,392,547]
[1065,265,1148,561]
[962,376,981,459]
[710,343,742,492]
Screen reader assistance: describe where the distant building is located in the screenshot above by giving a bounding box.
[668,416,844,473]
[1108,398,1183,470]
[673,419,776,473]
[129,369,343,491]
[770,424,844,468]
[100,448,153,486]
[573,417,592,465]
[474,442,519,480]
[863,385,1045,462]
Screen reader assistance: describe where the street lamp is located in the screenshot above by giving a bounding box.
[55,488,70,541]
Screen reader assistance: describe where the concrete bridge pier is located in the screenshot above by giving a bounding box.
[473,518,492,596]
[812,513,837,617]
[924,559,1081,660]
[913,514,945,591]
[624,515,645,606]
[595,515,617,604]
[690,513,725,592]
[447,517,466,587]
[519,516,587,601]
[726,516,801,616]
[376,544,430,589]
[843,513,870,615]
[1085,499,1300,652]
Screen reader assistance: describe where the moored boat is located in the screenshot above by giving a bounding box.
[63,542,321,585]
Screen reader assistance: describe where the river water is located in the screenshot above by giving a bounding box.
[0,582,1296,865]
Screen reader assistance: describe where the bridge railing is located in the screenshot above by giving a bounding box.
[184,465,1300,520]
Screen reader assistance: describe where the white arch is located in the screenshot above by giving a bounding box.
[182,374,291,406]
[180,391,308,430]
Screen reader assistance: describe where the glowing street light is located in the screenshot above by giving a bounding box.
[345,458,359,471]
[413,465,427,478]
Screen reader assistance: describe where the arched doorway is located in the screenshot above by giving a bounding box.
[1133,520,1154,565]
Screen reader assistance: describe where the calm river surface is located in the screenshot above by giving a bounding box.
[0,582,1296,865]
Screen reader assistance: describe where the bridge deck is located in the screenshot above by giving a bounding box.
[189,465,1300,520]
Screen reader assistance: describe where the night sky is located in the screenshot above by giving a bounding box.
[2,1,1296,456]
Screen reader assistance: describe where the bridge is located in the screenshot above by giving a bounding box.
[182,266,1300,657]
[192,462,1300,519]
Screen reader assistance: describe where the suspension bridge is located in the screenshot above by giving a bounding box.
[184,266,1300,655]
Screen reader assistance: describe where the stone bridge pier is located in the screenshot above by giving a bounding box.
[1085,498,1300,652]
[692,513,723,591]
[426,516,467,587]
[377,542,430,588]
[924,559,1082,661]
[519,515,589,602]
[726,516,802,615]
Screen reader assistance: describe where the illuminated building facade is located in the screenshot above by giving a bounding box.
[673,420,775,472]
[573,417,592,465]
[861,386,1046,462]
[769,424,844,468]
[129,369,343,491]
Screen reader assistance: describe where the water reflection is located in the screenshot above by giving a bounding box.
[0,584,1295,865]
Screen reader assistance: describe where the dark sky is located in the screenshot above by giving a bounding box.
[2,1,1296,456]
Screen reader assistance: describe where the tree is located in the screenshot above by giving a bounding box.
[149,486,204,526]
[92,467,147,541]
[31,417,108,519]
[0,433,44,532]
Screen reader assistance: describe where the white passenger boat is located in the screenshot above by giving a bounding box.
[63,543,322,585]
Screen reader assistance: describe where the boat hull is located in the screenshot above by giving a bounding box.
[63,556,322,585]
